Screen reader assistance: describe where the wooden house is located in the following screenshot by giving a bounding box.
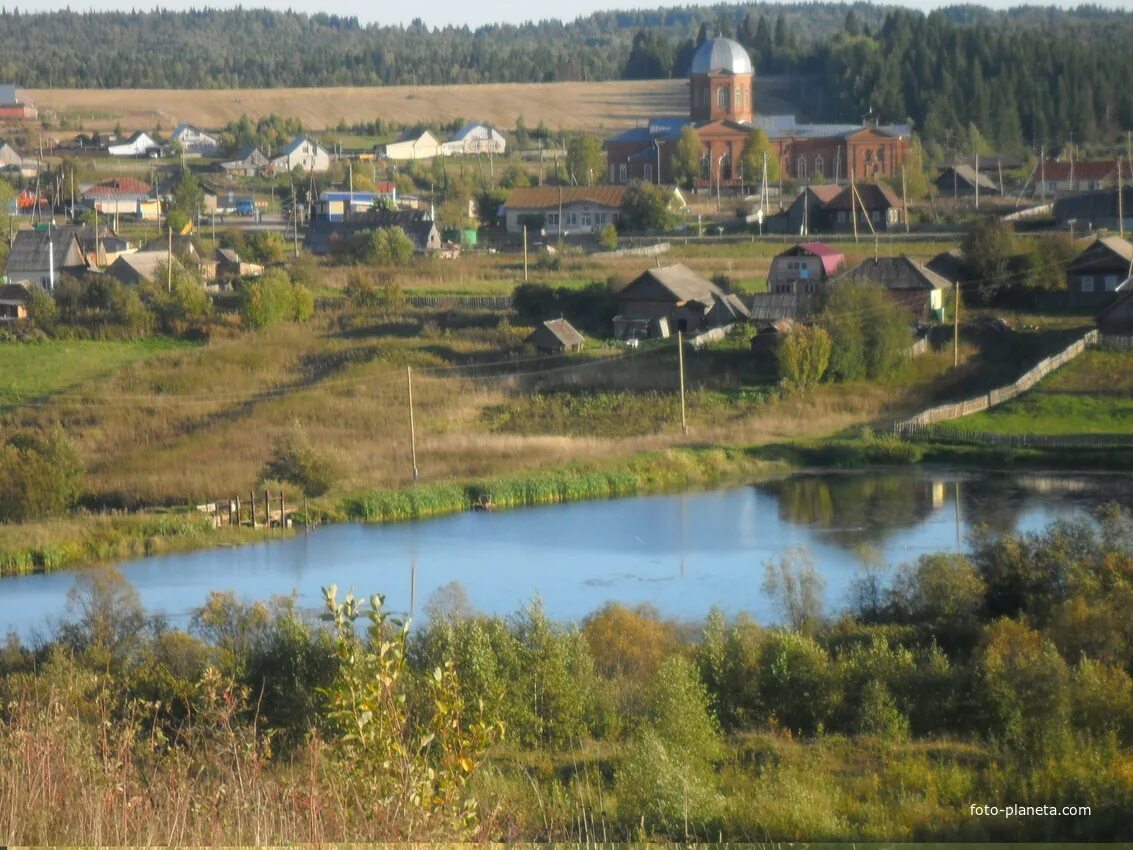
[218,146,269,177]
[614,263,750,339]
[526,318,584,354]
[0,283,30,322]
[500,186,626,236]
[832,256,950,322]
[3,229,87,292]
[767,242,845,294]
[1066,236,1133,308]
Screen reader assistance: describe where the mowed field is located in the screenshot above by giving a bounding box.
[30,75,804,133]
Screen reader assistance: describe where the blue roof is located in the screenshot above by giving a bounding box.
[607,127,653,144]
[321,192,377,202]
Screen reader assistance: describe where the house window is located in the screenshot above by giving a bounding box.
[797,156,806,179]
[837,211,847,223]
[1105,275,1120,291]
[581,214,592,228]
[865,150,873,163]
[887,208,898,223]
[1080,276,1094,292]
[717,87,729,109]
[566,213,577,226]
[618,163,628,182]
[609,164,616,182]
[814,155,823,176]
[644,164,653,182]
[596,213,606,225]
[871,210,880,223]
[546,213,559,226]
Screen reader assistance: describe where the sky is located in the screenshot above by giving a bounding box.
[10,0,1133,29]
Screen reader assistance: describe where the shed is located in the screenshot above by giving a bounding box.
[526,318,584,354]
[0,282,30,322]
[935,164,998,196]
[615,263,750,338]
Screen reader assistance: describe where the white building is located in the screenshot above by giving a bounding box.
[171,123,221,157]
[107,131,161,157]
[269,136,332,173]
[379,130,441,161]
[440,122,506,156]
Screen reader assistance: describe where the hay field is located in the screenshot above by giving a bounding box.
[30,80,686,134]
[30,75,804,134]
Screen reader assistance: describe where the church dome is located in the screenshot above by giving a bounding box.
[689,37,753,76]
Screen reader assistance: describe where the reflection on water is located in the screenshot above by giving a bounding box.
[2,468,1131,641]
[756,470,1132,551]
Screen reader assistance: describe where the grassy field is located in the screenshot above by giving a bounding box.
[31,80,688,135]
[0,337,191,405]
[958,349,1133,435]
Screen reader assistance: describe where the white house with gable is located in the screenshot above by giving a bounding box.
[441,122,507,156]
[171,123,221,157]
[108,132,161,157]
[270,136,332,173]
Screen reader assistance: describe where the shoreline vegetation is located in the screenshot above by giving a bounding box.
[3,434,1130,578]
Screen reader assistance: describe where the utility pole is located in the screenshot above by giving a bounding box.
[167,222,172,293]
[953,280,960,368]
[1040,145,1046,202]
[850,171,859,243]
[677,331,688,436]
[522,224,528,281]
[900,164,909,234]
[1119,156,1125,241]
[407,365,419,482]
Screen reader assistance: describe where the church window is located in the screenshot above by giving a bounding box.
[797,156,806,179]
[814,155,823,176]
[717,87,729,109]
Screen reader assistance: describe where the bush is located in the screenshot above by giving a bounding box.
[776,324,832,389]
[757,630,837,735]
[598,222,618,250]
[261,420,340,496]
[819,283,912,381]
[0,428,84,521]
[239,270,312,330]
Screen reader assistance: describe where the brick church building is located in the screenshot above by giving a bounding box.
[605,37,909,190]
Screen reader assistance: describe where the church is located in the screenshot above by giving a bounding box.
[604,36,909,190]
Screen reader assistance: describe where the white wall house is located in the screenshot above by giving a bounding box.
[379,130,441,161]
[269,136,332,173]
[171,123,221,156]
[440,122,506,156]
[107,132,160,157]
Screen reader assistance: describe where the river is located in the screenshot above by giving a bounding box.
[2,467,1130,641]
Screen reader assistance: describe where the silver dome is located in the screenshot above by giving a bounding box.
[689,37,753,76]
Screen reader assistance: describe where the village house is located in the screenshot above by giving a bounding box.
[108,131,161,158]
[270,136,332,173]
[832,255,949,322]
[313,186,397,221]
[500,186,626,236]
[441,122,506,156]
[218,145,269,177]
[935,164,999,197]
[379,130,441,161]
[0,282,30,323]
[784,185,841,235]
[3,228,87,292]
[82,177,161,220]
[1053,187,1133,232]
[304,209,441,255]
[216,248,264,281]
[526,318,585,354]
[613,263,750,339]
[103,251,186,286]
[767,242,845,294]
[1038,160,1130,195]
[1065,236,1133,308]
[1098,290,1133,336]
[53,223,133,269]
[0,138,38,177]
[0,85,37,120]
[171,123,221,157]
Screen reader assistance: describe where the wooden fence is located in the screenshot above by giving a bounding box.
[606,242,672,258]
[1099,334,1133,351]
[406,294,514,310]
[894,329,1099,428]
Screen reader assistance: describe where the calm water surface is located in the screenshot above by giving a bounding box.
[2,467,1131,641]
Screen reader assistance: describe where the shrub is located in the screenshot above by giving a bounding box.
[757,630,837,735]
[776,324,832,389]
[598,222,618,250]
[239,270,311,330]
[261,420,340,496]
[0,428,84,521]
[819,283,912,381]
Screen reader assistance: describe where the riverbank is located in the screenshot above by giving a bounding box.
[0,446,789,576]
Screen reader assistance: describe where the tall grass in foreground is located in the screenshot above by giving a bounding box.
[350,447,775,522]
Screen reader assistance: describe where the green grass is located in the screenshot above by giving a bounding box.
[959,350,1133,435]
[0,337,192,405]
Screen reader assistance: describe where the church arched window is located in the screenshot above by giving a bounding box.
[797,156,807,179]
[717,87,729,109]
[814,155,823,176]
